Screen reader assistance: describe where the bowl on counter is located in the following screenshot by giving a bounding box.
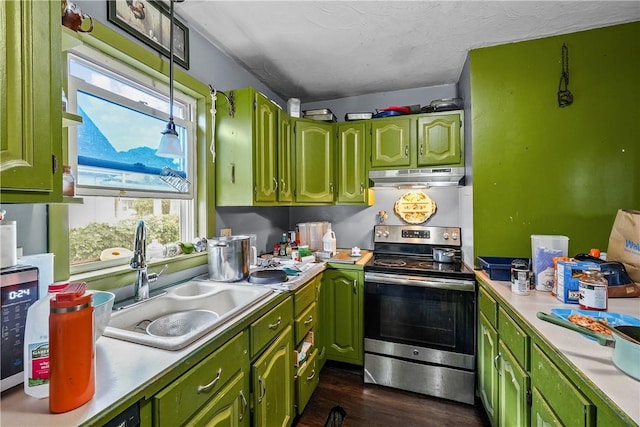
[91,290,115,341]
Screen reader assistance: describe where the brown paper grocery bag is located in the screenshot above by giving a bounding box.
[607,209,640,283]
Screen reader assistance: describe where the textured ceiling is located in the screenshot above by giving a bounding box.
[178,1,640,102]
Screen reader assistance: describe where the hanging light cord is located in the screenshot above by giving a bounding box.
[168,0,176,124]
[209,85,217,163]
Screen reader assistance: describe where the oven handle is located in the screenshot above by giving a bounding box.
[364,272,475,292]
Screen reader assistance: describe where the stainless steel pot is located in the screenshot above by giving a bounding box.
[207,235,250,282]
[433,247,459,263]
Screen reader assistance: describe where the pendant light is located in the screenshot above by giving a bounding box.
[157,0,184,158]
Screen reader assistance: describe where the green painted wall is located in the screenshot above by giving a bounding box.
[471,22,640,260]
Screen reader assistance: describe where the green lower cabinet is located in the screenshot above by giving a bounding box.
[498,342,530,427]
[477,312,499,425]
[322,268,363,365]
[185,371,250,427]
[531,387,563,427]
[252,324,295,427]
[296,348,320,414]
[530,344,595,427]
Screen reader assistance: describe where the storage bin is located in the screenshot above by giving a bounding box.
[531,235,569,291]
[477,256,531,281]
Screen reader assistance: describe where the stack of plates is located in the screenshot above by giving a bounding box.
[303,109,336,122]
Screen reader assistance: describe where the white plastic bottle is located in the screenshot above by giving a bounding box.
[147,239,165,260]
[23,282,67,398]
[322,224,337,256]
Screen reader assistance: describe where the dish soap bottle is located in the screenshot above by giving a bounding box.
[23,282,68,398]
[322,225,337,256]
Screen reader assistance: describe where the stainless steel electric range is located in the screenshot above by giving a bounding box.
[363,225,476,404]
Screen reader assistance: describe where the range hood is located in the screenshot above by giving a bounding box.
[369,167,465,188]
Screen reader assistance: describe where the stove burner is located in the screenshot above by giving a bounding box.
[374,259,407,267]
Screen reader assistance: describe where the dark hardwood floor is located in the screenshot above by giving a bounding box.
[294,363,490,427]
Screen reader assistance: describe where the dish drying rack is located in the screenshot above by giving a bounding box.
[160,167,190,193]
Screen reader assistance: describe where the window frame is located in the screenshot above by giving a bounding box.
[49,20,215,284]
[67,47,195,199]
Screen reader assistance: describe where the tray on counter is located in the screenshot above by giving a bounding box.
[477,256,531,281]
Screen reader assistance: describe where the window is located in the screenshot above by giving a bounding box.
[66,46,196,270]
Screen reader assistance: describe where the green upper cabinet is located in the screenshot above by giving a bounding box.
[215,87,291,206]
[417,112,463,166]
[293,119,335,204]
[369,112,463,170]
[278,111,293,203]
[0,0,63,202]
[254,92,279,203]
[370,116,415,169]
[336,122,368,204]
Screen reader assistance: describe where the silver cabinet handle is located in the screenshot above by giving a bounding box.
[494,354,501,377]
[280,178,286,192]
[405,145,409,158]
[420,143,424,157]
[239,390,248,421]
[306,368,316,382]
[258,376,266,403]
[231,163,235,183]
[360,183,364,194]
[329,182,334,193]
[353,280,357,294]
[197,368,222,393]
[268,316,282,330]
[273,177,278,190]
[304,315,313,326]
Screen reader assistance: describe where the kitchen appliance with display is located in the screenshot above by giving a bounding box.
[363,225,476,404]
[1,264,39,392]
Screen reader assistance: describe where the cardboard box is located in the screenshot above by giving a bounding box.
[556,260,601,304]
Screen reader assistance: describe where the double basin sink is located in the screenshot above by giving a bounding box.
[104,280,275,350]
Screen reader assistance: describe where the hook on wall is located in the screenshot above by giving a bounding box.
[557,43,574,107]
[209,85,235,117]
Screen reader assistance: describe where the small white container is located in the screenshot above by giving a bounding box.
[287,98,301,118]
[531,235,569,291]
[0,221,17,268]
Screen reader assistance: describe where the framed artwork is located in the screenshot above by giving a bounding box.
[107,0,190,69]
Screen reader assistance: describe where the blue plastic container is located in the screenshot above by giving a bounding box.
[477,256,531,281]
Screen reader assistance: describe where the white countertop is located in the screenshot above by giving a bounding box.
[477,271,640,425]
[0,263,326,426]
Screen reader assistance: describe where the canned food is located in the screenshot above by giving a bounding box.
[578,271,608,311]
[511,259,531,295]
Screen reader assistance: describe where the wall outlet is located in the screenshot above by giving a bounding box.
[220,228,232,237]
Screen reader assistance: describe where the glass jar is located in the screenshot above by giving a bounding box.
[62,166,75,197]
[578,270,608,311]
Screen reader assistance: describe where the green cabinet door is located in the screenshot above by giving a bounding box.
[478,312,499,426]
[322,268,363,365]
[185,371,250,427]
[278,111,293,203]
[370,117,415,169]
[253,325,295,427]
[531,387,563,427]
[498,342,530,427]
[294,119,334,204]
[314,275,326,369]
[0,0,63,202]
[336,122,368,204]
[416,112,463,167]
[254,92,278,203]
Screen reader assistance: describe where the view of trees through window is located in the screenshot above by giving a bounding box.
[69,197,180,265]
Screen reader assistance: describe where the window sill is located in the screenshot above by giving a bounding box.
[72,252,208,291]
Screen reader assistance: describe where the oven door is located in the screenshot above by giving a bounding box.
[364,272,476,357]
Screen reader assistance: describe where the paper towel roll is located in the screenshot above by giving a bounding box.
[0,221,17,269]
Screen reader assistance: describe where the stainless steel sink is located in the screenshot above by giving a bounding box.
[104,281,275,350]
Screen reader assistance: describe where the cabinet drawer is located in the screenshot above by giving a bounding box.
[294,276,318,317]
[154,331,248,426]
[251,297,293,358]
[296,348,319,414]
[185,370,249,426]
[498,307,529,369]
[294,302,316,344]
[479,286,498,327]
[531,344,595,427]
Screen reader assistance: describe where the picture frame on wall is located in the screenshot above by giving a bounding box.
[107,0,190,69]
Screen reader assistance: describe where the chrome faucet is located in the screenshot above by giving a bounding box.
[130,220,167,302]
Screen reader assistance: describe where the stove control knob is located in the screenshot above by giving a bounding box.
[451,232,459,240]
[443,232,450,240]
[382,230,389,238]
